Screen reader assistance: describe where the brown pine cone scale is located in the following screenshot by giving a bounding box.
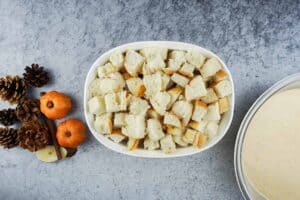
[0,108,18,126]
[0,128,18,148]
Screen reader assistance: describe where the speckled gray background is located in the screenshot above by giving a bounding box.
[0,0,299,199]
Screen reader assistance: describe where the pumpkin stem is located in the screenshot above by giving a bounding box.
[47,101,54,108]
[65,131,72,137]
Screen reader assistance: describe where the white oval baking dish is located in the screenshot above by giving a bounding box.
[84,41,235,158]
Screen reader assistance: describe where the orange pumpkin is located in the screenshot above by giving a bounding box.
[40,91,72,120]
[56,119,86,148]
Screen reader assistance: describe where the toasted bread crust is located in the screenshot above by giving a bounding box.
[214,70,228,82]
[112,129,127,137]
[195,100,208,109]
[168,86,183,94]
[163,68,177,75]
[108,118,113,133]
[123,72,132,80]
[193,134,207,148]
[178,70,193,78]
[136,85,146,97]
[219,97,230,114]
[129,139,140,151]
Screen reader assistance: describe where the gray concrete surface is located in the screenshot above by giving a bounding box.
[0,0,299,199]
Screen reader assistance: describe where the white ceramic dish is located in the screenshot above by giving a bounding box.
[234,73,300,199]
[84,41,235,158]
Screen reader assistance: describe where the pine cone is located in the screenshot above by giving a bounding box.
[0,76,27,104]
[16,98,41,122]
[18,121,50,152]
[23,64,49,88]
[0,108,18,126]
[0,128,18,148]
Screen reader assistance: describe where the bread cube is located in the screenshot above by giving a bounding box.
[106,133,126,143]
[193,133,208,148]
[104,93,120,112]
[167,86,183,109]
[104,91,127,112]
[160,72,170,91]
[144,137,160,150]
[171,73,189,87]
[109,51,124,70]
[143,72,162,97]
[205,121,219,138]
[182,128,197,144]
[163,112,181,127]
[97,63,118,78]
[185,51,206,69]
[122,114,146,139]
[166,126,184,136]
[163,59,182,75]
[129,96,150,115]
[119,91,128,111]
[188,120,208,133]
[179,63,195,78]
[127,138,140,151]
[200,88,218,104]
[150,91,171,115]
[113,113,126,128]
[214,69,228,82]
[219,97,230,114]
[140,47,168,60]
[213,80,232,98]
[173,135,188,147]
[192,100,208,122]
[88,96,106,115]
[100,72,125,94]
[204,102,221,121]
[94,113,112,134]
[124,50,145,76]
[200,57,222,78]
[169,50,186,65]
[89,79,102,97]
[126,77,145,97]
[147,108,161,119]
[160,135,176,153]
[185,75,207,101]
[143,56,166,74]
[147,118,165,141]
[172,100,193,126]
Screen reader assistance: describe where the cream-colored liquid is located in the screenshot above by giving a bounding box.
[243,89,300,200]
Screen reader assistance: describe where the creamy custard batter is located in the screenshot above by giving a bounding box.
[243,89,300,200]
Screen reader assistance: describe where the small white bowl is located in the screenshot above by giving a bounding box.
[84,41,235,158]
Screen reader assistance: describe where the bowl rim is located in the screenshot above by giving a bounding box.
[234,73,300,199]
[84,41,235,158]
